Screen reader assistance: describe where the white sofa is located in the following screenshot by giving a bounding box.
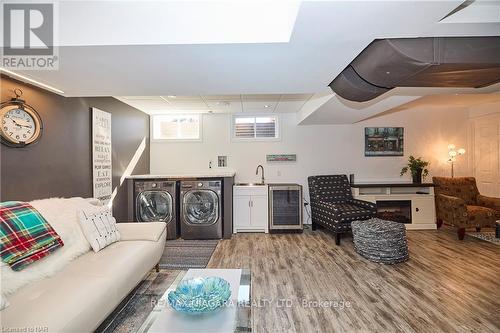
[1,202,166,333]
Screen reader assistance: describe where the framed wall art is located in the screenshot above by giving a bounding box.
[92,107,112,204]
[365,127,404,156]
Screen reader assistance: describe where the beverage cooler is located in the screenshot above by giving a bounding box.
[268,184,303,233]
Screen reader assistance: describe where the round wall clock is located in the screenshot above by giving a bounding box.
[0,89,43,148]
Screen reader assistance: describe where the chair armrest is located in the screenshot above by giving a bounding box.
[349,199,377,212]
[435,194,468,227]
[117,222,166,242]
[437,194,466,209]
[315,201,341,213]
[477,195,500,213]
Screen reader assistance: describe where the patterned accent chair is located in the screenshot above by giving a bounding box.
[433,177,500,240]
[308,175,377,245]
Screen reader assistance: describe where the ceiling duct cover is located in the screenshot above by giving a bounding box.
[329,37,500,102]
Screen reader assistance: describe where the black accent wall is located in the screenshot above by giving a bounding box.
[0,75,150,221]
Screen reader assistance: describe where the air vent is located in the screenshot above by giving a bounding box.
[329,37,500,102]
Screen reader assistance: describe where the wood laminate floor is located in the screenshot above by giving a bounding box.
[207,227,500,333]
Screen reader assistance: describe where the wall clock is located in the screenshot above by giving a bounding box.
[0,89,43,148]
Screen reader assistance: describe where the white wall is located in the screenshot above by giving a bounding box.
[151,105,471,208]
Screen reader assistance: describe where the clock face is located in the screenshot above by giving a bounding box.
[1,105,42,146]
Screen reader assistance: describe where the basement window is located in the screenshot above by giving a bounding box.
[152,114,201,141]
[232,115,280,141]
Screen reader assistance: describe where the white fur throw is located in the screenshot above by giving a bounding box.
[0,197,94,295]
[0,294,9,310]
[78,206,120,252]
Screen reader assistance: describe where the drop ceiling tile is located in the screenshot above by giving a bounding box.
[274,100,308,113]
[202,95,241,101]
[164,100,209,109]
[161,95,204,101]
[242,94,282,100]
[242,100,277,111]
[280,93,313,101]
[118,97,172,111]
[205,100,243,113]
[120,96,163,100]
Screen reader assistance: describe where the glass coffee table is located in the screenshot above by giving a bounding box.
[137,269,251,333]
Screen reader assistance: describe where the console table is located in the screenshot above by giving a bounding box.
[351,183,436,230]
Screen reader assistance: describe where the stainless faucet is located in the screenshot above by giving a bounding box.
[256,165,265,184]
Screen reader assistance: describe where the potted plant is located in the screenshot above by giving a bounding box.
[400,156,430,184]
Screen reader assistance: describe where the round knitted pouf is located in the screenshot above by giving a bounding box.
[351,218,409,264]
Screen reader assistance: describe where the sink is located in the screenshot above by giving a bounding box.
[234,183,267,186]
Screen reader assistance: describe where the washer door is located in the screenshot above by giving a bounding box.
[183,190,219,226]
[136,191,173,222]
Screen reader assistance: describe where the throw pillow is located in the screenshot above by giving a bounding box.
[0,201,64,271]
[77,206,120,252]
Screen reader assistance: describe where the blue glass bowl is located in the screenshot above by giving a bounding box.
[167,276,232,313]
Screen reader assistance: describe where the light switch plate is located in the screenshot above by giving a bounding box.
[218,155,227,167]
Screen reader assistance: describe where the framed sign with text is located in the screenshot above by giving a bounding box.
[92,108,112,204]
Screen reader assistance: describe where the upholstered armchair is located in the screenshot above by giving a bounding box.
[433,177,500,240]
[308,175,377,245]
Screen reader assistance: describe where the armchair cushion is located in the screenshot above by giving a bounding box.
[334,202,377,222]
[314,201,375,231]
[350,199,377,211]
[466,206,498,228]
[477,195,500,214]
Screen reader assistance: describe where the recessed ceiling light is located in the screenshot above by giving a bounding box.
[167,95,176,98]
[264,104,271,108]
[0,68,65,95]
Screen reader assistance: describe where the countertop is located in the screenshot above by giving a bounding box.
[351,182,435,188]
[126,172,236,179]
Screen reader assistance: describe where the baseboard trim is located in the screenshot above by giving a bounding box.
[406,223,437,230]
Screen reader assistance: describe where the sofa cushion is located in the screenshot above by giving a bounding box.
[117,222,167,242]
[78,206,120,252]
[1,232,166,333]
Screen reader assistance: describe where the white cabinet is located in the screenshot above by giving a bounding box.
[351,184,436,230]
[411,197,436,228]
[233,185,268,233]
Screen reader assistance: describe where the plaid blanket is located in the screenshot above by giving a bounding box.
[0,201,64,271]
